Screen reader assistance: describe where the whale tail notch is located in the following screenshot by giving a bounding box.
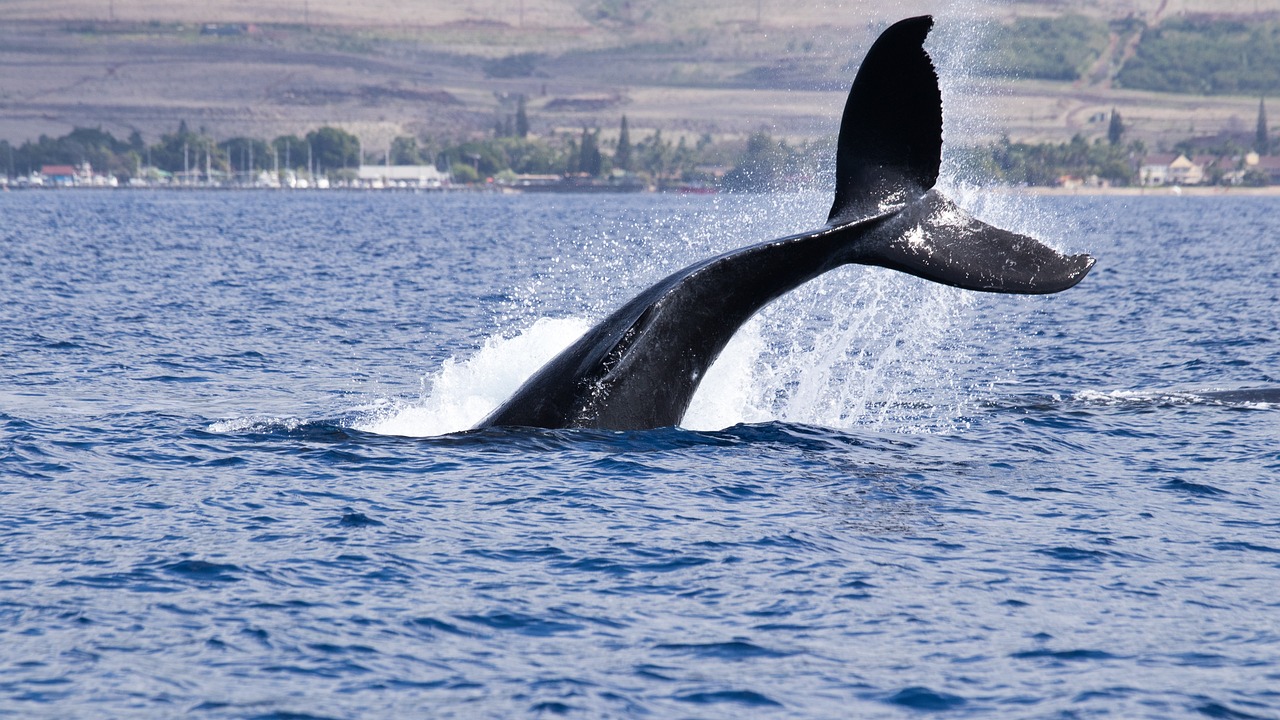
[832,15,1094,294]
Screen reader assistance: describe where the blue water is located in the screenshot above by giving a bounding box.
[2,190,1278,718]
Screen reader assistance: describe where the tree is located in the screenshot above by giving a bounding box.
[273,135,306,170]
[305,126,360,174]
[1115,19,1280,95]
[722,131,787,191]
[224,136,270,172]
[615,115,632,171]
[563,135,579,175]
[496,137,561,174]
[515,96,529,139]
[637,129,674,180]
[10,126,137,178]
[437,141,506,178]
[578,127,602,176]
[148,121,211,174]
[1108,108,1125,145]
[979,15,1111,82]
[1258,98,1269,155]
[1242,167,1270,186]
[390,136,421,165]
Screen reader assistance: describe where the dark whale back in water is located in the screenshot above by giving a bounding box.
[479,16,1095,431]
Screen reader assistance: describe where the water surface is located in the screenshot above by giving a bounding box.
[2,190,1278,718]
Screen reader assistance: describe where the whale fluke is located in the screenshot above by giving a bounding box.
[828,15,941,224]
[478,15,1094,431]
[854,190,1095,294]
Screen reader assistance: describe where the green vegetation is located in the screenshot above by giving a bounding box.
[6,114,1273,188]
[720,132,830,192]
[615,116,632,172]
[576,128,604,176]
[956,135,1144,187]
[515,97,530,139]
[1108,109,1124,146]
[1,127,141,178]
[305,126,360,170]
[585,0,654,26]
[416,121,718,184]
[438,137,565,182]
[1116,18,1280,95]
[2,116,818,189]
[387,136,425,165]
[959,126,1274,187]
[1,123,362,179]
[978,15,1111,81]
[1169,132,1254,160]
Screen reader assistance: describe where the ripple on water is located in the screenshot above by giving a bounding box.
[4,193,1280,718]
[884,686,968,711]
[674,689,785,708]
[654,640,795,660]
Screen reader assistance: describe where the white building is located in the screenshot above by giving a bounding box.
[1140,153,1204,186]
[356,164,449,189]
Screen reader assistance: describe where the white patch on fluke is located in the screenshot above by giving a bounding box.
[906,224,929,250]
[929,202,971,228]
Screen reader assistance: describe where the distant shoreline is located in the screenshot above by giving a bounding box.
[5,184,1280,198]
[997,185,1280,197]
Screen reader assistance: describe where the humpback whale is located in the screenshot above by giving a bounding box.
[479,16,1095,431]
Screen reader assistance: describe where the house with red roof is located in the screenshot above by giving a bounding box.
[39,164,81,186]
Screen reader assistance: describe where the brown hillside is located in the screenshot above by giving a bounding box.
[1,0,1276,150]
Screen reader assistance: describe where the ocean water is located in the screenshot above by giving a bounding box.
[2,189,1278,719]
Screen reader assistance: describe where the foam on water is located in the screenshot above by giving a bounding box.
[207,415,306,434]
[1074,388,1280,411]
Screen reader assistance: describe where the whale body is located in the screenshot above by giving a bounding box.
[479,16,1095,431]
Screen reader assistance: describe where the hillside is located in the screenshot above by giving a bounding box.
[1,0,1278,154]
[4,0,1272,33]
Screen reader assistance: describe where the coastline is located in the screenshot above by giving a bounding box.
[996,185,1280,197]
[5,182,1280,197]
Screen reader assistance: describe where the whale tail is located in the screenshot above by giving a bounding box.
[478,16,1094,431]
[831,16,1094,294]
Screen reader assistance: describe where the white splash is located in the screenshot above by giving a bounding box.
[356,317,590,437]
[681,317,772,431]
[746,267,982,433]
